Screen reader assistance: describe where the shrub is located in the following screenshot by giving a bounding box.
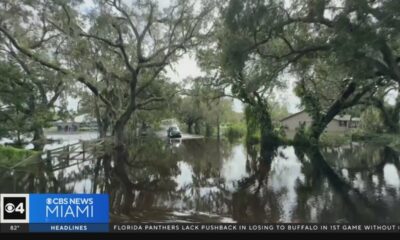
[246,135,260,145]
[319,133,351,147]
[224,123,246,140]
[0,146,39,168]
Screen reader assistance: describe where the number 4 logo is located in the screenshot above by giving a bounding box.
[1,194,30,223]
[15,202,25,214]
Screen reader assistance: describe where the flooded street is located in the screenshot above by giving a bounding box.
[1,135,400,223]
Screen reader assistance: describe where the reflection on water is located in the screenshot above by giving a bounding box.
[221,145,248,190]
[383,164,400,188]
[269,147,305,222]
[43,132,99,150]
[1,137,400,223]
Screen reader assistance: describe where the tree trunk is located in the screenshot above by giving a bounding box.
[257,105,279,156]
[194,122,201,135]
[308,101,344,143]
[99,120,109,138]
[217,115,220,142]
[94,99,110,138]
[381,109,400,133]
[33,127,45,151]
[368,95,399,133]
[114,157,134,213]
[376,96,400,133]
[92,156,103,193]
[205,123,212,137]
[113,120,134,213]
[102,153,112,191]
[260,124,279,157]
[15,130,23,148]
[309,121,326,142]
[187,122,193,134]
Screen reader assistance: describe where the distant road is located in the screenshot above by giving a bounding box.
[155,131,204,140]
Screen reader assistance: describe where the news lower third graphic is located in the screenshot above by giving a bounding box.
[2,193,400,233]
[0,194,109,233]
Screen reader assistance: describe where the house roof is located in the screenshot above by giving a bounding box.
[280,110,306,122]
[280,110,360,122]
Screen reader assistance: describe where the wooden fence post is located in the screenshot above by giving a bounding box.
[82,142,85,161]
[66,145,70,166]
[46,150,51,165]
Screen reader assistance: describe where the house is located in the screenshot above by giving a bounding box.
[280,110,360,133]
[54,114,97,132]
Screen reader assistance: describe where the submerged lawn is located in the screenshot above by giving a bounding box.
[318,132,400,150]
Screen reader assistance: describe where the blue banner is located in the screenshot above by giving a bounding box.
[29,194,109,224]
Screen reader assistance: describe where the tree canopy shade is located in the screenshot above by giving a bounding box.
[178,90,237,137]
[0,0,216,211]
[0,62,31,144]
[209,0,400,144]
[1,0,399,148]
[0,57,64,150]
[0,0,215,144]
[196,0,293,152]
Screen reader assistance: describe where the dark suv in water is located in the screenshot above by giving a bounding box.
[167,126,182,138]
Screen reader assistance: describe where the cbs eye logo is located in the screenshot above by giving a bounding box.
[4,201,25,215]
[1,194,29,223]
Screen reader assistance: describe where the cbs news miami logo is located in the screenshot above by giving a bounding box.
[1,194,109,224]
[1,194,30,223]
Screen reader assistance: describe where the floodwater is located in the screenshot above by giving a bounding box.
[1,133,400,223]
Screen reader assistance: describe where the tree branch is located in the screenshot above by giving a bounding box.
[112,24,136,75]
[0,25,68,74]
[138,3,155,52]
[135,66,164,96]
[111,0,142,61]
[79,32,121,48]
[135,96,165,109]
[380,40,400,83]
[76,76,117,116]
[47,81,64,107]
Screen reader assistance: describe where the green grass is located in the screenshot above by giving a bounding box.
[319,133,352,147]
[0,146,40,168]
[351,132,400,144]
[352,133,400,153]
[317,132,400,148]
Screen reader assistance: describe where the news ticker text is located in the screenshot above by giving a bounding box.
[2,223,400,233]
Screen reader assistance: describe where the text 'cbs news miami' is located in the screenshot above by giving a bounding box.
[1,193,109,233]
